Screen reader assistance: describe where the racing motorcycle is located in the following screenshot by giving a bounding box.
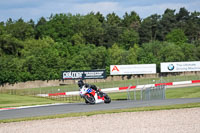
[79,85,111,104]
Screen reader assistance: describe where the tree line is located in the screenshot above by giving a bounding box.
[0,7,200,85]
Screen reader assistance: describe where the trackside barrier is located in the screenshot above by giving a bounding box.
[192,80,200,83]
[48,92,66,96]
[141,85,166,100]
[38,80,200,97]
[126,84,166,100]
[126,85,132,100]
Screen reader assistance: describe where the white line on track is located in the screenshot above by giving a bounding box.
[0,103,71,111]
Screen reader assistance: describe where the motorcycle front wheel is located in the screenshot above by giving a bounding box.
[104,93,111,104]
[84,93,95,104]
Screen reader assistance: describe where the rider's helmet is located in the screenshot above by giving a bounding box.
[78,79,84,88]
[84,83,89,88]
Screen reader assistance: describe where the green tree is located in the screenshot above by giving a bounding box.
[160,42,185,62]
[6,18,34,40]
[35,17,47,39]
[103,13,122,47]
[35,14,79,43]
[0,33,23,56]
[0,56,24,84]
[0,22,5,35]
[118,29,139,49]
[21,37,62,80]
[0,22,5,56]
[176,7,190,21]
[95,12,105,23]
[107,43,127,65]
[180,43,196,61]
[47,13,75,42]
[122,11,141,31]
[80,13,104,46]
[71,33,85,45]
[68,44,95,70]
[126,44,140,64]
[106,12,121,26]
[138,41,163,64]
[139,14,161,43]
[195,46,200,60]
[166,28,188,45]
[1,8,200,85]
[91,46,107,69]
[160,9,177,40]
[176,7,189,29]
[185,11,200,43]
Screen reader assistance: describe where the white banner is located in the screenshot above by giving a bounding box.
[161,61,200,72]
[110,64,156,75]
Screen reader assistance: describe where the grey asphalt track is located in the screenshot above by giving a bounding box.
[0,98,200,120]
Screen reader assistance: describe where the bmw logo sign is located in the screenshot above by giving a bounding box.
[168,64,174,71]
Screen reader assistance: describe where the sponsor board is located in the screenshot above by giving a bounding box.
[62,70,106,79]
[110,64,156,75]
[161,61,200,72]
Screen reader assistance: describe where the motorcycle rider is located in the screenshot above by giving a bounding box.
[78,79,85,89]
[78,79,103,97]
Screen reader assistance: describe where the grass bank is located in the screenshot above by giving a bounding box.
[2,74,199,95]
[0,94,61,108]
[109,86,200,100]
[0,86,200,108]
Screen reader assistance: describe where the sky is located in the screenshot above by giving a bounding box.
[0,0,200,22]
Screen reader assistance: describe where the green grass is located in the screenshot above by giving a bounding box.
[166,87,200,99]
[109,86,200,100]
[2,74,199,95]
[0,93,84,108]
[1,102,200,123]
[0,94,63,108]
[1,86,200,108]
[88,74,200,90]
[109,91,141,100]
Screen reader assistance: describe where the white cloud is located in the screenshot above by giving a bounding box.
[73,2,120,15]
[127,3,187,18]
[118,1,200,18]
[0,0,200,22]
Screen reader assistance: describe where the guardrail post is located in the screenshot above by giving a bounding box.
[127,84,132,100]
[134,88,136,101]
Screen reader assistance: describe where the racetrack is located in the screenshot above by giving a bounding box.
[1,98,200,120]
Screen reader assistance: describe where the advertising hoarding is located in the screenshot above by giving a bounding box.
[62,70,106,79]
[110,64,156,75]
[161,61,200,72]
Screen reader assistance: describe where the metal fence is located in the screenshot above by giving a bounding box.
[141,85,166,100]
[126,84,166,101]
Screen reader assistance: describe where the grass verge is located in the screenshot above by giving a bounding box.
[109,86,200,100]
[0,102,200,123]
[1,86,200,108]
[166,86,200,99]
[0,94,66,108]
[1,75,200,95]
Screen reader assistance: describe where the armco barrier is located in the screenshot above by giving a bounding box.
[192,80,200,83]
[43,80,200,97]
